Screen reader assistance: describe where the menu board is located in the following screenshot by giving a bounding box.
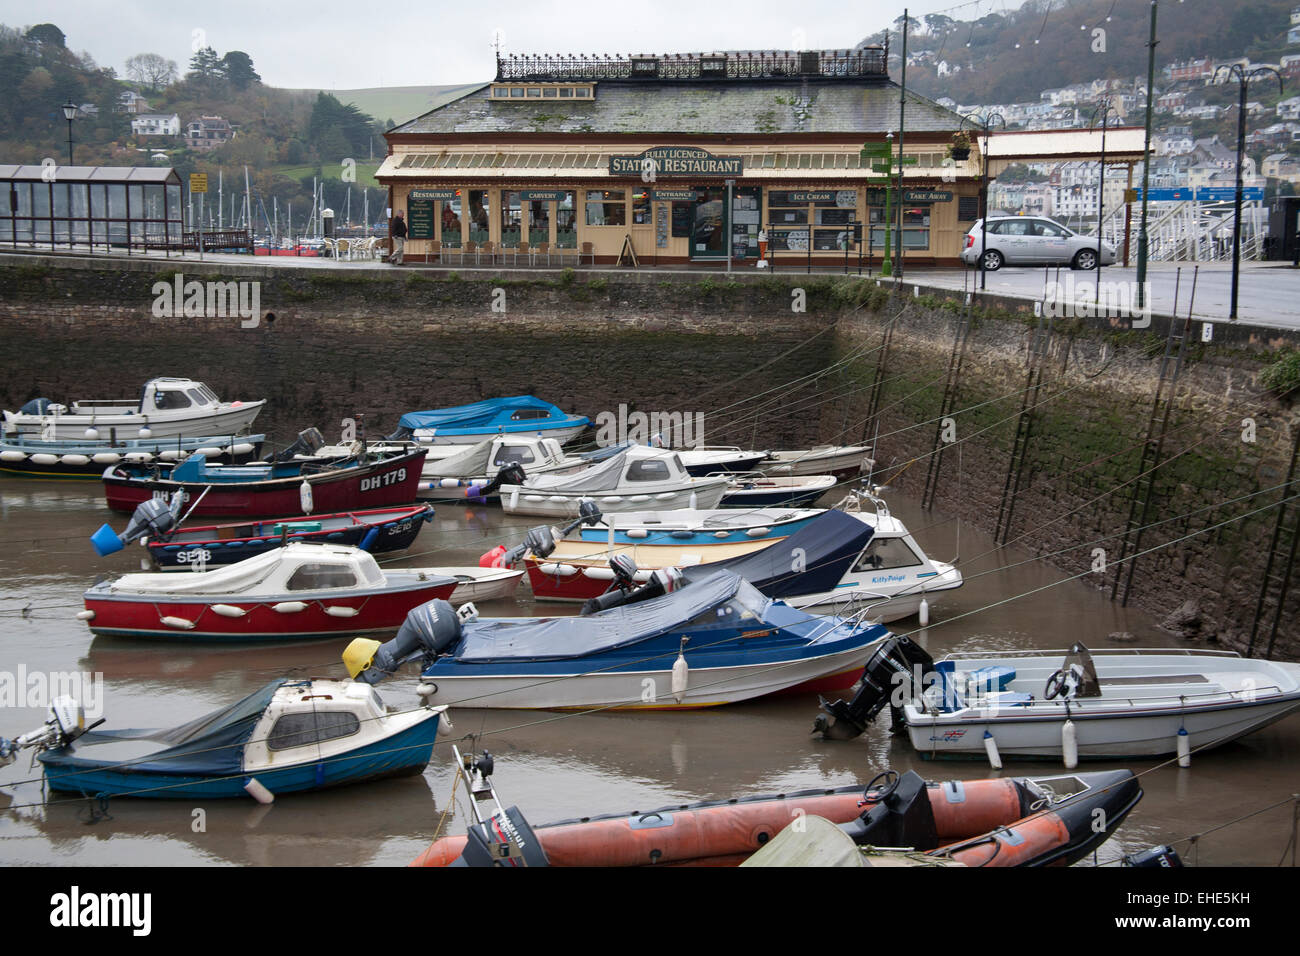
[407,198,435,240]
[670,202,692,238]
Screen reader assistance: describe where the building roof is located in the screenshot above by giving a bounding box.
[0,165,181,183]
[391,77,963,137]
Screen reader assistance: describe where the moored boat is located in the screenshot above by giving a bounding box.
[411,753,1142,867]
[761,445,874,483]
[140,505,436,569]
[720,473,837,507]
[0,433,265,479]
[101,447,428,518]
[2,378,265,441]
[415,435,587,502]
[499,445,729,518]
[344,569,891,709]
[81,542,458,641]
[0,678,449,800]
[814,637,1300,764]
[388,396,589,446]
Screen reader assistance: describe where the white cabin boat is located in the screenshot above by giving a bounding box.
[500,446,729,518]
[2,378,265,441]
[415,436,587,501]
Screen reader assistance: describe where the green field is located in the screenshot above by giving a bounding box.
[272,162,384,188]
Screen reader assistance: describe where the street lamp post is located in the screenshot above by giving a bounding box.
[61,101,77,165]
[1090,99,1121,272]
[1214,63,1283,320]
[963,111,1005,291]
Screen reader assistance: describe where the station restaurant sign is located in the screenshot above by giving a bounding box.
[610,146,743,177]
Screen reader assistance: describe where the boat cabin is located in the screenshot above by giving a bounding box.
[242,679,389,768]
[103,543,388,596]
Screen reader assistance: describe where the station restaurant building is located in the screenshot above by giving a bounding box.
[377,48,987,267]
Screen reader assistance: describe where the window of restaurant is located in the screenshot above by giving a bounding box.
[767,190,859,254]
[585,189,626,226]
[631,186,652,225]
[501,190,522,247]
[528,199,551,245]
[556,191,577,247]
[440,194,463,246]
[467,190,490,243]
[866,192,930,252]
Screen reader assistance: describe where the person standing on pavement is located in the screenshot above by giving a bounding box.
[389,211,408,265]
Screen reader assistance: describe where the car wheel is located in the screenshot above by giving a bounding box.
[1072,249,1098,271]
[980,250,1003,272]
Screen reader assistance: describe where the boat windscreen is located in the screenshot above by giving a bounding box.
[398,396,563,432]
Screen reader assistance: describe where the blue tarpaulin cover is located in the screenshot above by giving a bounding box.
[397,396,587,433]
[454,571,750,662]
[39,679,289,778]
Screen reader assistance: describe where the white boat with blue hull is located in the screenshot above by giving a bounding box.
[0,678,450,800]
[815,637,1300,763]
[345,570,891,710]
[389,396,589,446]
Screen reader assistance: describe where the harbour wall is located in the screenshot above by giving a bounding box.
[1,253,1297,656]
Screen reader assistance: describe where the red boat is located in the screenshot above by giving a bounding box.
[82,542,457,642]
[102,449,428,518]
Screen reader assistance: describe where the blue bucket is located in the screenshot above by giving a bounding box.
[90,523,124,557]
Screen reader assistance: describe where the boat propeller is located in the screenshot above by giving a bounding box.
[89,490,184,556]
[813,636,940,740]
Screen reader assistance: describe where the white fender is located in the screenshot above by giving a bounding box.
[0,451,25,462]
[325,606,359,618]
[983,730,1002,770]
[671,650,689,704]
[196,446,222,457]
[161,615,195,630]
[91,453,120,465]
[1177,727,1191,767]
[627,529,648,539]
[918,597,930,626]
[76,609,95,621]
[745,527,771,537]
[211,604,246,618]
[1062,719,1079,769]
[229,443,254,456]
[539,563,578,577]
[272,601,308,613]
[299,480,313,514]
[30,453,59,465]
[160,450,183,461]
[84,427,99,440]
[61,454,91,466]
[244,777,275,804]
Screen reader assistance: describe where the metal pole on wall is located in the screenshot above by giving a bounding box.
[1136,0,1158,308]
[725,178,734,274]
[896,8,909,280]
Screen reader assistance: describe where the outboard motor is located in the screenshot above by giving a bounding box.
[0,696,95,767]
[813,636,939,740]
[838,770,938,850]
[89,490,185,556]
[478,500,603,570]
[271,427,325,463]
[454,807,550,867]
[345,599,462,685]
[466,463,527,503]
[1124,845,1184,868]
[581,567,683,616]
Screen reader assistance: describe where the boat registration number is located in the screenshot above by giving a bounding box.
[360,468,407,493]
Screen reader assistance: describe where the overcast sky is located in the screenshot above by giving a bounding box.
[0,0,1026,90]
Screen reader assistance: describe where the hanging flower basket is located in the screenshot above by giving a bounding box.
[947,133,972,161]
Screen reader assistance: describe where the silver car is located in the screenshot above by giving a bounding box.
[960,216,1117,271]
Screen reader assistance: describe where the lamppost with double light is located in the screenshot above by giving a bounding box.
[962,111,1005,290]
[1089,98,1122,272]
[1214,63,1282,320]
[61,101,77,165]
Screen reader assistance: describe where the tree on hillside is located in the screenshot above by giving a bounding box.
[187,46,223,90]
[24,24,65,48]
[925,14,956,35]
[125,52,176,92]
[306,92,378,162]
[221,51,260,90]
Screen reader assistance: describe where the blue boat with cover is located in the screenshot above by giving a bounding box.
[389,396,590,446]
[344,570,892,710]
[0,678,448,800]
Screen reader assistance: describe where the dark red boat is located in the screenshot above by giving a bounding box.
[102,449,428,518]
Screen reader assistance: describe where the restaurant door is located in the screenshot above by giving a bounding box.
[691,185,728,259]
